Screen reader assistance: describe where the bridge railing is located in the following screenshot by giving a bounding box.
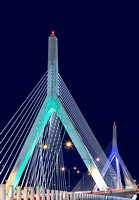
[0,184,131,200]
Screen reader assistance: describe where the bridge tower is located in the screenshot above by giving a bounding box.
[5,32,108,193]
[101,122,137,190]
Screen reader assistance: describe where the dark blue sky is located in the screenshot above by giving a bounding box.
[0,1,139,183]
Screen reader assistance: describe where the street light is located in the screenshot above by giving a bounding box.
[61,167,71,192]
[96,157,100,162]
[61,166,78,192]
[43,141,73,190]
[61,167,65,171]
[43,144,59,190]
[64,140,73,149]
[43,144,48,149]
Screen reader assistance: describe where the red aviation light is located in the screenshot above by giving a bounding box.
[113,122,116,125]
[51,30,55,35]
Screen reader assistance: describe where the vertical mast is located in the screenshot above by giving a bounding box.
[112,122,117,149]
[48,31,59,97]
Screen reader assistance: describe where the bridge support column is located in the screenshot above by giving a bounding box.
[51,190,55,200]
[0,184,6,200]
[42,188,45,200]
[36,187,40,200]
[16,186,21,200]
[55,190,59,200]
[30,187,34,200]
[24,187,28,200]
[47,189,50,200]
[9,185,14,200]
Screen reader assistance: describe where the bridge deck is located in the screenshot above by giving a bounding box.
[93,188,139,198]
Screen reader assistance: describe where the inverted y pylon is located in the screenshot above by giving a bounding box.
[6,32,107,192]
[100,122,137,190]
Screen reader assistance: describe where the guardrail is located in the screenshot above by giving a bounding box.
[0,184,132,200]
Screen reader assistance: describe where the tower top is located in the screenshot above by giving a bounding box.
[112,122,117,149]
[47,31,59,96]
[48,30,58,69]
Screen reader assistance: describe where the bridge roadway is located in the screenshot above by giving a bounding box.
[92,188,139,198]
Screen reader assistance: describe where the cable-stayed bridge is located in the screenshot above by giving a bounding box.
[0,31,138,199]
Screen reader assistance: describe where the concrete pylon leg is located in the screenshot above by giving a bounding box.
[36,187,40,200]
[0,184,6,200]
[24,187,28,200]
[55,190,59,200]
[9,185,14,200]
[16,186,21,200]
[51,190,55,200]
[42,188,45,200]
[30,187,34,200]
[47,189,50,200]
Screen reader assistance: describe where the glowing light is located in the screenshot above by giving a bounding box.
[77,170,80,174]
[43,144,48,149]
[114,122,116,125]
[64,140,73,149]
[67,142,72,147]
[52,30,55,35]
[96,157,100,162]
[73,167,77,170]
[61,167,65,171]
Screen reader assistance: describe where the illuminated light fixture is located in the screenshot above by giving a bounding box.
[73,167,77,170]
[96,157,100,162]
[61,167,65,171]
[113,122,116,125]
[77,170,80,174]
[43,144,48,149]
[52,30,55,35]
[67,141,72,147]
[64,140,73,149]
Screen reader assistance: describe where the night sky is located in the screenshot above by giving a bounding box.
[1,1,139,186]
